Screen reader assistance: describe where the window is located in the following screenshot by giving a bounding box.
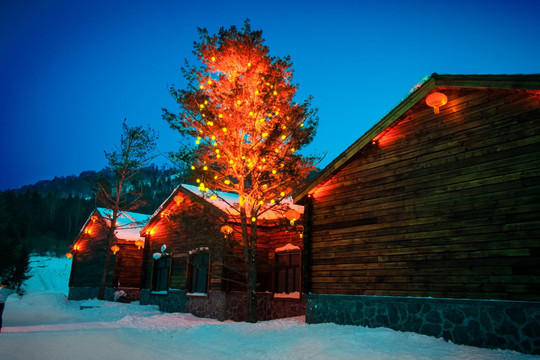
[187,250,209,294]
[275,250,301,297]
[152,255,171,292]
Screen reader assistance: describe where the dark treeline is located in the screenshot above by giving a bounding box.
[0,164,187,257]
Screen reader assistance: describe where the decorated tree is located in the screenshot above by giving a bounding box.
[164,20,319,322]
[96,119,157,300]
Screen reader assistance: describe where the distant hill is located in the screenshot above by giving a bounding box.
[1,164,186,256]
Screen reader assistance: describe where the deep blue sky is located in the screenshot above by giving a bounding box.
[1,0,539,191]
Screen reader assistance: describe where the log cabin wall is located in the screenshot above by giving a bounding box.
[140,195,225,292]
[69,218,110,288]
[115,241,144,288]
[309,88,540,301]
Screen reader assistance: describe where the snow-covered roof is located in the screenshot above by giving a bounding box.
[142,183,304,233]
[180,184,303,220]
[96,208,152,241]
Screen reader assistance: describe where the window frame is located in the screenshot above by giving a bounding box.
[186,248,210,296]
[274,249,302,299]
[151,254,172,294]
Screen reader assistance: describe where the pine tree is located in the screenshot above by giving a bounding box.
[163,20,319,322]
[96,119,157,300]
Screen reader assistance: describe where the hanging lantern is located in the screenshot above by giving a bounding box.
[174,194,184,206]
[135,240,145,249]
[285,209,301,226]
[426,92,448,114]
[73,244,80,251]
[111,245,120,255]
[66,252,73,259]
[220,225,233,238]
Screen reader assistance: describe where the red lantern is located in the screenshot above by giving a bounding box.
[285,209,301,225]
[66,252,73,259]
[111,245,120,254]
[426,92,448,114]
[220,225,233,237]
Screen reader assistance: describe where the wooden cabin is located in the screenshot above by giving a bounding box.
[138,184,305,321]
[293,74,540,354]
[68,208,151,301]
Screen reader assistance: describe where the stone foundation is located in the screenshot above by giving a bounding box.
[306,293,540,355]
[140,289,305,321]
[140,289,189,313]
[68,287,114,301]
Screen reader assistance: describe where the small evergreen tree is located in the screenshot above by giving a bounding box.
[96,119,157,299]
[163,20,319,322]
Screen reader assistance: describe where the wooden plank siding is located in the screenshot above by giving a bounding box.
[141,195,224,291]
[140,186,304,294]
[70,219,111,287]
[308,88,540,301]
[114,241,144,288]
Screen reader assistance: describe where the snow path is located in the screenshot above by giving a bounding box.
[1,256,538,360]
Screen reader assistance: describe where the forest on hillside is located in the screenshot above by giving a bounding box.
[0,165,187,257]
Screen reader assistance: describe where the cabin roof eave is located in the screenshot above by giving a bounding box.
[293,73,540,204]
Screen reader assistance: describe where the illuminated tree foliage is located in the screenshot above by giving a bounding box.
[163,20,318,322]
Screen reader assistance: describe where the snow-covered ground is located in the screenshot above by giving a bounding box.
[1,256,538,360]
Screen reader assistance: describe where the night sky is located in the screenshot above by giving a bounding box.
[1,0,539,191]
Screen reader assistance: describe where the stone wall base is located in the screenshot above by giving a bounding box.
[68,287,114,301]
[306,293,540,355]
[140,289,305,322]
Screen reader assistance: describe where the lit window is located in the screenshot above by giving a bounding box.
[187,250,209,294]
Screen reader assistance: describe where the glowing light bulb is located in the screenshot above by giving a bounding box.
[280,192,285,197]
[224,180,230,185]
[262,132,268,138]
[210,195,217,200]
[199,85,204,89]
[291,148,296,152]
[248,62,251,67]
[211,57,215,61]
[272,169,277,174]
[251,217,256,222]
[273,91,277,95]
[255,90,259,95]
[237,100,242,105]
[199,104,204,109]
[222,127,227,132]
[219,113,223,118]
[208,121,214,126]
[270,199,275,204]
[197,179,201,183]
[281,135,286,140]
[275,149,279,153]
[208,80,212,85]
[203,166,208,171]
[211,135,216,140]
[191,166,195,170]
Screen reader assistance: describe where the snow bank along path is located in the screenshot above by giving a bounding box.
[0,256,537,360]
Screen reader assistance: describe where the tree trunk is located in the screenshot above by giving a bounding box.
[247,217,258,323]
[98,210,118,300]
